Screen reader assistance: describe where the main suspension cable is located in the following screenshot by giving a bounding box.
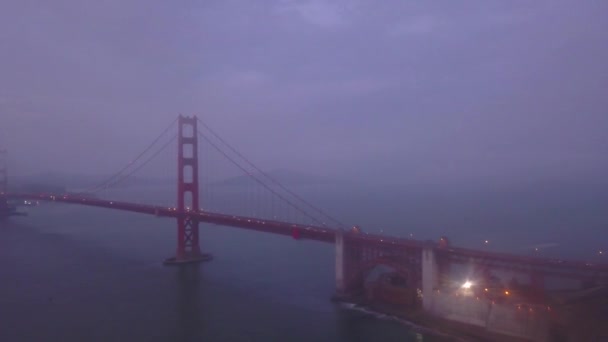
[91,134,177,193]
[198,129,324,226]
[198,118,347,228]
[81,117,178,194]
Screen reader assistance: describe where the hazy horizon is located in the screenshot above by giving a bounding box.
[2,0,607,187]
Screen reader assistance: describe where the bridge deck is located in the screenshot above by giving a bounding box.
[6,192,608,279]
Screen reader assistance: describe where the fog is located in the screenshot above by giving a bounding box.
[1,0,607,186]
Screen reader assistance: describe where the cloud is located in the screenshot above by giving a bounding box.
[388,15,439,36]
[1,0,607,184]
[289,78,397,99]
[483,11,535,27]
[274,0,351,28]
[220,70,272,88]
[203,71,396,104]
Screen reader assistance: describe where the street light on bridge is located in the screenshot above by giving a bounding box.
[461,280,473,289]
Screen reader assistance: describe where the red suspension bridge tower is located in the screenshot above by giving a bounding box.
[164,115,212,264]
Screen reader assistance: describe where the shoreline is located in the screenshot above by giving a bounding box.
[333,296,530,342]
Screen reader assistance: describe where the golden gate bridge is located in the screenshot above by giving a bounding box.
[1,115,607,340]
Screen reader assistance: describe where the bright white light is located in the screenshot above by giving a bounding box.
[462,281,473,289]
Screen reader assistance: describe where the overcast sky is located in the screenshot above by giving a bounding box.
[1,0,607,185]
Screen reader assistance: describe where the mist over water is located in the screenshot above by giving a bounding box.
[1,183,606,341]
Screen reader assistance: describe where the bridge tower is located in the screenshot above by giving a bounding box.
[164,115,212,264]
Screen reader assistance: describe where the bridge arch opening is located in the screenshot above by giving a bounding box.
[357,258,420,306]
[183,144,194,159]
[359,259,412,286]
[181,123,194,138]
[183,165,194,184]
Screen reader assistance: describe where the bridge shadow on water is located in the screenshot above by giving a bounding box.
[173,264,205,342]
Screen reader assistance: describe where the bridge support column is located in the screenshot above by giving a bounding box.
[164,115,212,265]
[335,230,346,294]
[421,245,438,312]
[333,230,364,301]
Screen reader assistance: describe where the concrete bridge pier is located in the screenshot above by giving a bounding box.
[334,230,364,300]
[421,244,439,312]
[335,229,346,294]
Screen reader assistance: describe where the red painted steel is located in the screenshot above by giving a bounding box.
[175,115,202,261]
[292,228,301,240]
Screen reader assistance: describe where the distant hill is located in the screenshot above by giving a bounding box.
[9,170,346,191]
[212,169,348,187]
[16,183,66,194]
[11,172,172,190]
[11,172,94,190]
